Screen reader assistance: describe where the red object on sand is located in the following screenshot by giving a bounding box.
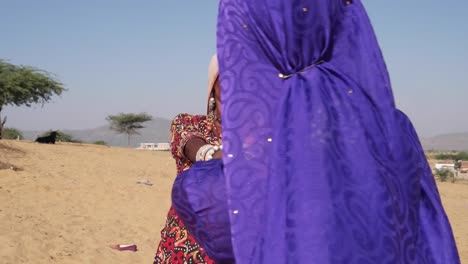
[110,244,138,252]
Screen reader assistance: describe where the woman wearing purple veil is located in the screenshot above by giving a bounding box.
[215,0,460,263]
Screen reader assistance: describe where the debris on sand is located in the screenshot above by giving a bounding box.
[0,161,22,171]
[136,179,153,186]
[110,244,138,252]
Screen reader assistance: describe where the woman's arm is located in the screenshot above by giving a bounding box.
[170,113,221,164]
[184,137,206,163]
[170,114,205,162]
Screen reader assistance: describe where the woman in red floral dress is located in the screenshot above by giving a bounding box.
[154,55,222,264]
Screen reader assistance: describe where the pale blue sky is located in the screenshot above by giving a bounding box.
[1,1,467,137]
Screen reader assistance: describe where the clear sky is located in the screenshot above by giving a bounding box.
[1,1,467,137]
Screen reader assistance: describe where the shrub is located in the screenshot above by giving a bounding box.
[2,128,23,140]
[93,140,107,146]
[436,152,468,161]
[434,169,455,183]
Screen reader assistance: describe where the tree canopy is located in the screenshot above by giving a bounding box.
[106,113,153,146]
[0,60,65,139]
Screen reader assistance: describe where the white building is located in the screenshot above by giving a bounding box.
[137,143,170,151]
[434,161,455,170]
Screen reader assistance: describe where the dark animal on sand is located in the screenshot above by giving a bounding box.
[35,131,58,144]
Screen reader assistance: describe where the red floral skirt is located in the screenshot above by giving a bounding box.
[154,207,215,264]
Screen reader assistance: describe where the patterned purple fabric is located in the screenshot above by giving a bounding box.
[172,159,234,263]
[217,0,460,263]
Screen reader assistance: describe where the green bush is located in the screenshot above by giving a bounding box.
[434,169,455,182]
[2,128,23,140]
[93,140,107,146]
[434,152,468,161]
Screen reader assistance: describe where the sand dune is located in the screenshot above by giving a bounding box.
[1,140,467,263]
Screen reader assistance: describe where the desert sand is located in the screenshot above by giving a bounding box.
[1,140,467,263]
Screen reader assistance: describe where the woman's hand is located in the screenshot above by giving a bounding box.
[212,150,222,159]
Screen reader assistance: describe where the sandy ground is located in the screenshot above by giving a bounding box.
[1,140,174,264]
[1,140,467,263]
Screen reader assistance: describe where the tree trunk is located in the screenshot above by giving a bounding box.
[127,133,130,147]
[0,106,5,140]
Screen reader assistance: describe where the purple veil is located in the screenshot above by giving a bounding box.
[217,0,460,263]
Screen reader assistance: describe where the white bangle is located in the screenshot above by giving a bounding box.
[196,144,215,161]
[209,144,224,160]
[205,148,216,161]
[195,144,223,161]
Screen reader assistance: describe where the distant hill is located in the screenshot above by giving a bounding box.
[421,132,468,152]
[22,117,172,147]
[20,122,468,151]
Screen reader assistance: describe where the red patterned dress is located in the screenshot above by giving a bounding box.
[154,113,221,264]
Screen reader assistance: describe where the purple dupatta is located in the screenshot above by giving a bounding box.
[217,0,460,263]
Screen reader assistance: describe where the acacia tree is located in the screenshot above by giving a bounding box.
[106,113,152,146]
[0,60,65,139]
